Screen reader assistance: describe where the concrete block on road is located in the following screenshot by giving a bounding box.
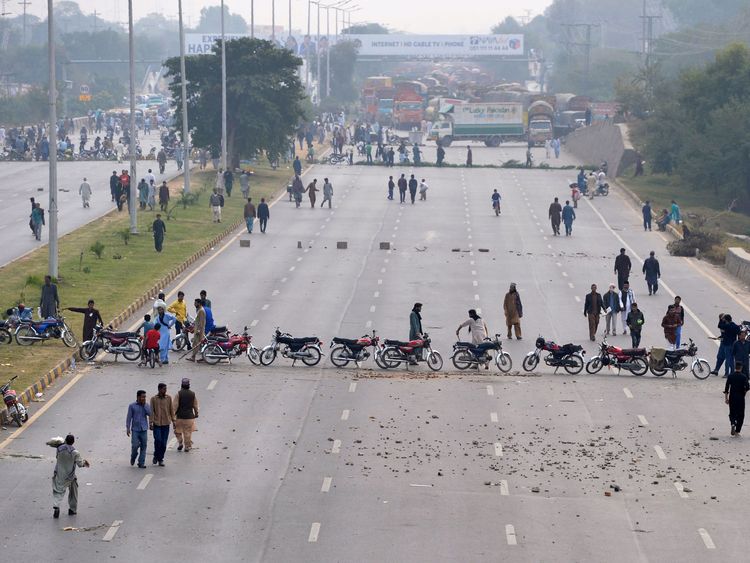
[379,242,391,250]
[337,241,348,249]
[479,248,490,253]
[297,241,302,249]
[239,239,251,248]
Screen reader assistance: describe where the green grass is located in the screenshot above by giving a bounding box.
[0,164,291,393]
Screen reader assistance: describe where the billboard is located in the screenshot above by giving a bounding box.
[347,34,524,57]
[185,33,251,54]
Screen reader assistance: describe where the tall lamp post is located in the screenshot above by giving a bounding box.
[220,0,228,171]
[127,0,138,234]
[47,0,58,277]
[178,0,190,193]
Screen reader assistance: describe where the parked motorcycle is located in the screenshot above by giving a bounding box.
[1,376,28,427]
[376,333,443,371]
[649,339,710,379]
[329,331,380,367]
[79,324,142,361]
[585,338,648,376]
[15,316,77,347]
[171,319,195,351]
[260,328,324,366]
[451,335,512,372]
[522,337,585,374]
[0,319,16,345]
[202,327,262,365]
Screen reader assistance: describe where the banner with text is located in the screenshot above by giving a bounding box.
[347,34,524,57]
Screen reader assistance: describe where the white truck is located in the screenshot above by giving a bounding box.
[428,102,525,147]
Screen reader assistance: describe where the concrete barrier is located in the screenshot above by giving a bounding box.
[239,239,251,247]
[337,241,348,249]
[726,248,750,284]
[564,122,637,176]
[379,242,391,250]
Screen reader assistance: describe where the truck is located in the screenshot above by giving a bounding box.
[429,102,525,147]
[361,76,393,120]
[377,97,394,125]
[393,81,427,129]
[527,100,555,146]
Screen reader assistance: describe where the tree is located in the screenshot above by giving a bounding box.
[193,6,248,33]
[164,38,305,168]
[343,23,388,35]
[326,41,358,103]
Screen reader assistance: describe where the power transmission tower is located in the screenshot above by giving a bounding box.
[18,0,30,44]
[561,22,600,94]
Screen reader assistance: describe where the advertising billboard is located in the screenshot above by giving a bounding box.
[346,34,524,57]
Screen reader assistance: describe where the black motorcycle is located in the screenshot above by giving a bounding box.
[451,335,512,372]
[260,328,324,366]
[523,337,585,374]
[648,339,710,379]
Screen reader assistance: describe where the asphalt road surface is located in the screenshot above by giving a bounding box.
[1,153,748,561]
[0,131,186,267]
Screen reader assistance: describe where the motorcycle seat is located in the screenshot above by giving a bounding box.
[454,341,475,348]
[211,326,228,334]
[561,343,583,354]
[621,348,646,357]
[333,337,361,346]
[109,331,138,338]
[278,336,318,345]
[385,339,412,346]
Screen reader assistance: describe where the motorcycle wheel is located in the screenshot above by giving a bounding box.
[62,328,77,348]
[202,344,223,365]
[427,351,443,371]
[123,340,142,361]
[496,352,513,373]
[260,348,277,366]
[301,346,322,366]
[586,357,603,374]
[247,346,262,365]
[374,350,389,369]
[149,350,156,369]
[522,353,539,372]
[79,341,98,361]
[451,350,474,370]
[171,335,186,351]
[11,410,22,427]
[629,357,649,376]
[15,326,36,346]
[650,364,667,377]
[563,354,584,375]
[382,348,402,369]
[692,359,711,380]
[329,345,350,367]
[0,328,11,345]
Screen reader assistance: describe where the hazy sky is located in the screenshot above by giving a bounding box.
[23,0,554,34]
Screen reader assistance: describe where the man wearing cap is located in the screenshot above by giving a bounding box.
[150,383,175,467]
[614,248,632,291]
[733,328,750,380]
[173,378,199,452]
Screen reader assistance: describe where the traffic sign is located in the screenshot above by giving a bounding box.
[80,84,90,94]
[79,94,92,102]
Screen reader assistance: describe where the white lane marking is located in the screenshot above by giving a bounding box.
[377,279,382,285]
[136,474,153,490]
[654,445,667,460]
[373,291,380,298]
[207,380,218,391]
[473,280,478,287]
[698,529,715,550]
[568,282,574,289]
[494,443,504,457]
[474,294,480,301]
[574,296,581,303]
[297,256,303,262]
[556,262,562,267]
[281,277,288,283]
[167,437,178,450]
[365,320,372,328]
[102,520,124,542]
[261,304,269,311]
[470,261,475,265]
[547,244,552,249]
[369,305,376,313]
[331,439,341,454]
[674,482,689,499]
[623,387,633,399]
[341,409,350,421]
[486,385,494,396]
[384,258,389,263]
[500,480,509,496]
[490,412,498,423]
[349,382,357,393]
[471,270,477,276]
[505,524,517,546]
[289,266,295,272]
[321,477,332,493]
[380,267,386,273]
[250,319,259,327]
[637,414,649,426]
[562,272,568,277]
[272,290,280,296]
[308,522,321,542]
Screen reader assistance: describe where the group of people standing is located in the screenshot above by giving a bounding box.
[387,174,429,203]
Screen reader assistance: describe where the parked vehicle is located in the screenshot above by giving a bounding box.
[1,375,28,427]
[585,338,648,376]
[523,337,585,374]
[429,102,525,147]
[79,324,142,362]
[649,339,710,379]
[0,319,16,345]
[376,333,443,371]
[15,316,76,347]
[260,328,324,366]
[329,331,381,368]
[201,327,261,365]
[451,335,512,372]
[527,100,555,146]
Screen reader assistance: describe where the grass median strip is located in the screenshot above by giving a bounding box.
[0,164,291,394]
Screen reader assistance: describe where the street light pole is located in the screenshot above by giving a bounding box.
[325,5,330,98]
[127,0,138,234]
[271,0,275,41]
[178,0,190,193]
[306,0,311,94]
[250,0,254,37]
[288,0,291,41]
[316,1,320,105]
[220,0,228,171]
[47,0,58,277]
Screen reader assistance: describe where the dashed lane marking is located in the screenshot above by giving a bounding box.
[308,523,321,542]
[321,477,332,493]
[638,414,649,426]
[574,296,581,303]
[272,290,280,296]
[102,520,124,542]
[568,282,574,289]
[674,482,689,499]
[490,412,498,423]
[505,524,517,546]
[698,529,715,549]
[261,304,269,311]
[341,409,350,421]
[623,387,633,398]
[136,474,153,490]
[654,445,667,460]
[331,439,341,454]
[281,277,287,283]
[349,382,357,393]
[365,320,372,328]
[207,380,218,391]
[486,385,494,396]
[369,305,376,313]
[250,319,259,327]
[494,443,503,457]
[500,480,509,496]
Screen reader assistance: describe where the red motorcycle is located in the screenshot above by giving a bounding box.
[79,324,142,362]
[329,330,380,367]
[376,333,443,371]
[201,326,262,365]
[2,376,28,427]
[585,337,648,376]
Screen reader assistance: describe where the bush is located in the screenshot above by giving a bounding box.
[90,240,105,259]
[667,228,723,258]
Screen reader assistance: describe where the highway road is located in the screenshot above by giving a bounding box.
[0,131,186,267]
[0,152,748,561]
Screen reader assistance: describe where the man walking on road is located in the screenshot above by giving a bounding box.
[387,176,395,200]
[620,281,635,335]
[548,197,562,236]
[614,248,632,291]
[40,275,59,319]
[503,283,523,340]
[398,174,407,204]
[642,201,652,231]
[150,383,174,467]
[243,198,256,233]
[174,378,199,452]
[306,179,319,208]
[258,198,270,233]
[584,284,604,341]
[187,299,206,362]
[408,174,418,204]
[52,434,89,518]
[626,302,644,348]
[562,200,575,236]
[126,390,151,468]
[152,214,166,253]
[240,170,250,199]
[603,283,621,336]
[466,146,473,167]
[321,178,333,208]
[292,175,304,208]
[159,181,170,212]
[712,313,740,377]
[79,178,92,208]
[725,361,749,436]
[643,251,660,295]
[733,328,750,380]
[293,155,302,176]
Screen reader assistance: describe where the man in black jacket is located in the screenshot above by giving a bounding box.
[643,251,661,295]
[614,248,632,291]
[583,284,604,341]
